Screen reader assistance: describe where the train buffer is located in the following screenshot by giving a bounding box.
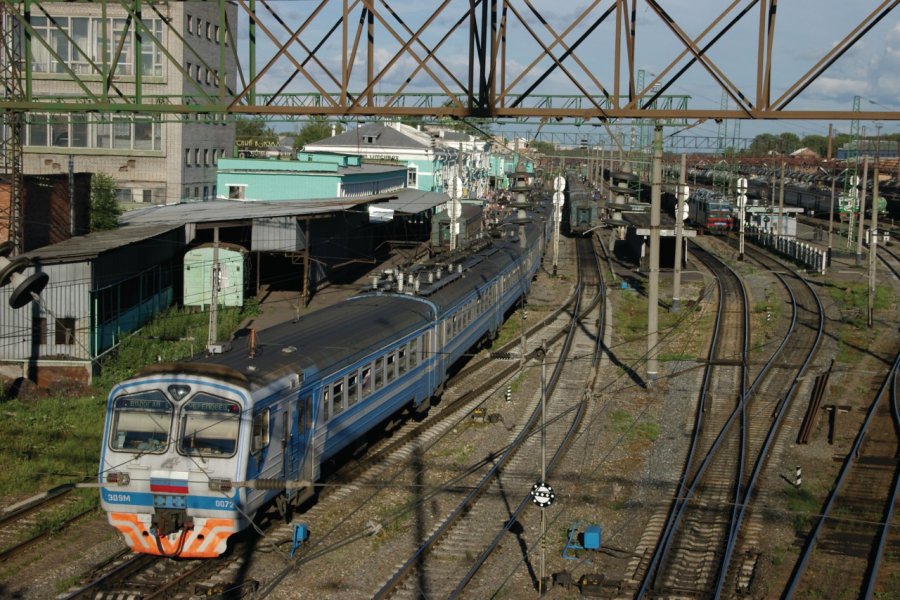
[290,522,309,558]
[562,521,602,560]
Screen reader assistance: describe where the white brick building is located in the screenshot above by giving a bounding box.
[21,1,237,206]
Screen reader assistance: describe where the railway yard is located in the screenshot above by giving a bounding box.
[0,213,898,600]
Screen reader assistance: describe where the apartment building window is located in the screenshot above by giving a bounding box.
[215,25,220,43]
[204,149,209,166]
[187,13,193,34]
[407,166,418,188]
[206,22,212,40]
[196,17,203,36]
[205,68,210,85]
[194,148,200,166]
[28,113,161,151]
[185,149,192,166]
[30,15,163,76]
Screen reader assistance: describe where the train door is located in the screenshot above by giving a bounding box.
[295,392,316,503]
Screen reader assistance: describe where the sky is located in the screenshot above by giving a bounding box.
[232,1,900,146]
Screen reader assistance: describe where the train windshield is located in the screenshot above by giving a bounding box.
[709,202,731,214]
[179,394,241,458]
[110,391,173,453]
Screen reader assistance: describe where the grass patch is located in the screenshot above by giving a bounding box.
[828,281,892,328]
[25,489,99,539]
[785,484,819,535]
[607,409,659,445]
[494,311,525,348]
[0,302,259,499]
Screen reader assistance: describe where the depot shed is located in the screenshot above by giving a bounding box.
[0,223,184,384]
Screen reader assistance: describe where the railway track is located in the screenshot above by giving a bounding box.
[366,236,602,599]
[784,350,900,599]
[633,241,750,597]
[635,238,826,598]
[0,484,96,563]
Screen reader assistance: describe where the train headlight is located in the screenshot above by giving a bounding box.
[106,471,131,486]
[208,478,233,492]
[168,385,191,401]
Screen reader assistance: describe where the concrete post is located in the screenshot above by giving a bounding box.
[672,154,686,313]
[647,126,662,384]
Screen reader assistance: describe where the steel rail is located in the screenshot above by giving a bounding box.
[783,350,900,599]
[370,238,595,599]
[445,234,605,598]
[716,260,825,596]
[369,280,585,599]
[863,359,900,598]
[635,245,725,598]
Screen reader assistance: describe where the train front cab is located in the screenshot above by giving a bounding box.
[99,372,306,558]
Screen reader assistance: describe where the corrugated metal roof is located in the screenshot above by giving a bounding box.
[368,189,448,214]
[24,223,182,262]
[121,199,364,226]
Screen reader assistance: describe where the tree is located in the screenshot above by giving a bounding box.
[235,116,276,141]
[294,118,343,152]
[800,134,828,157]
[528,140,556,155]
[90,172,122,231]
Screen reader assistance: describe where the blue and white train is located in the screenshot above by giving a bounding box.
[98,207,548,557]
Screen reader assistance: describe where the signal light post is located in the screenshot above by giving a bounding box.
[737,177,748,261]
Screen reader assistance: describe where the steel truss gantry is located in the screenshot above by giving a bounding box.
[0,0,896,122]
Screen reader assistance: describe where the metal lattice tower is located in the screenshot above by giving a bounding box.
[844,95,862,197]
[0,3,23,255]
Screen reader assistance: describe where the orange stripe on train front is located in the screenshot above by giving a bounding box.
[108,513,236,558]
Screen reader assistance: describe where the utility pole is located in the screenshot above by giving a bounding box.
[855,156,869,266]
[827,124,835,267]
[778,161,785,236]
[737,175,748,261]
[868,129,881,327]
[672,154,687,313]
[647,126,662,384]
[207,227,221,353]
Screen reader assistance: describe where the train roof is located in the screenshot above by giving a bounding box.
[169,293,433,391]
[148,216,544,392]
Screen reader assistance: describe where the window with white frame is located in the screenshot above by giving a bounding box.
[407,166,418,188]
[29,15,163,76]
[27,113,162,151]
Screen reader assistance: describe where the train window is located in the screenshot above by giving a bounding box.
[374,357,384,389]
[323,389,329,419]
[332,381,344,416]
[347,373,358,406]
[180,394,241,457]
[423,331,431,359]
[409,338,419,367]
[250,409,269,455]
[361,366,372,397]
[110,391,172,453]
[398,347,407,375]
[386,353,396,383]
